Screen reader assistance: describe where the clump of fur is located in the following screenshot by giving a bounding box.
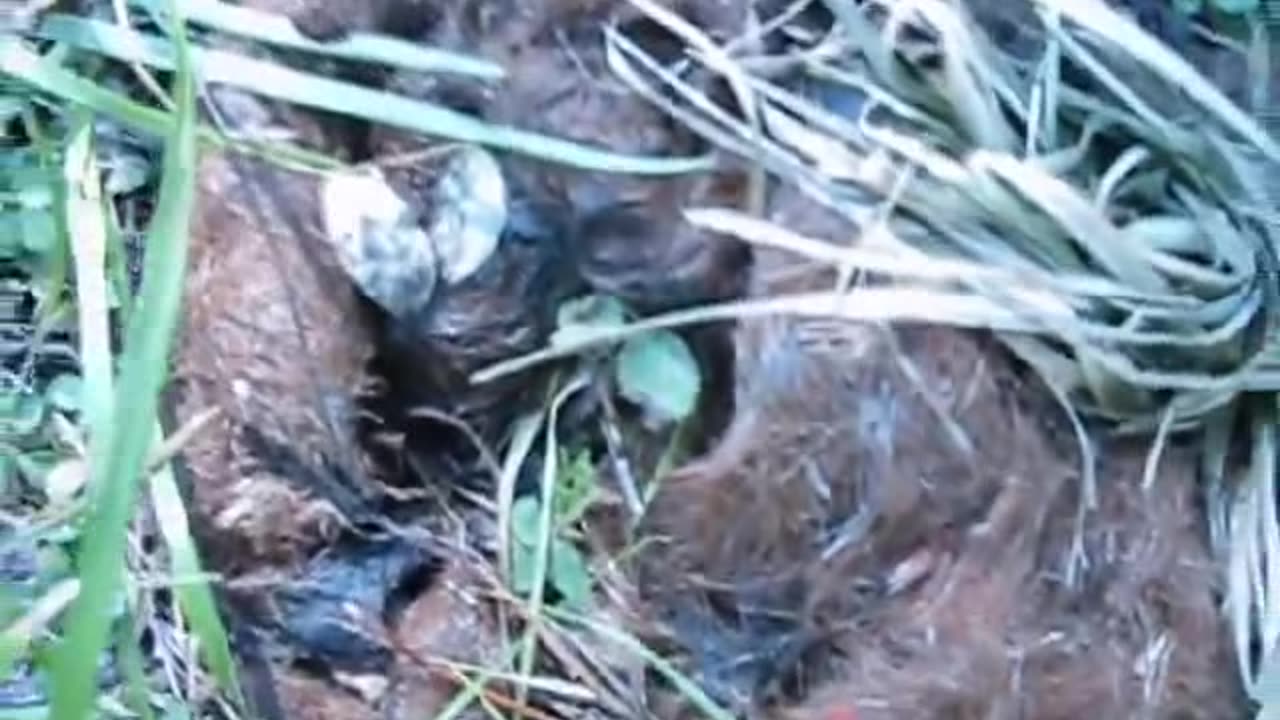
[634,189,1243,718]
[171,150,378,571]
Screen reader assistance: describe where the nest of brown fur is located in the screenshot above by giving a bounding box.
[636,192,1238,719]
[162,0,1250,718]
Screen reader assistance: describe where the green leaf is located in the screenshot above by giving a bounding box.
[3,392,46,437]
[510,541,537,596]
[551,294,629,347]
[509,497,542,597]
[48,0,206,715]
[549,539,592,611]
[19,208,57,256]
[615,330,702,423]
[553,447,597,528]
[510,495,542,548]
[43,374,82,414]
[0,213,23,258]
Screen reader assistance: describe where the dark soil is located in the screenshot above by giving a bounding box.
[164,1,1252,719]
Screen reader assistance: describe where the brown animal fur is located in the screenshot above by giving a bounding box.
[171,150,377,572]
[636,187,1243,718]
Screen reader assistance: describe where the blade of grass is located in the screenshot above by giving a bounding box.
[22,104,73,330]
[103,199,136,323]
[47,0,199,716]
[131,0,505,79]
[1038,0,1280,161]
[0,37,343,171]
[1257,399,1280,674]
[515,372,591,706]
[148,423,243,705]
[111,0,177,112]
[1229,401,1278,692]
[472,287,1063,384]
[498,412,545,586]
[1203,402,1238,556]
[970,149,1168,292]
[113,609,158,720]
[36,15,715,176]
[0,579,81,675]
[544,607,735,720]
[432,641,525,720]
[62,112,113,435]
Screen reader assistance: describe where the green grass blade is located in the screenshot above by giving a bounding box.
[62,112,114,435]
[23,106,73,327]
[0,579,80,679]
[35,15,714,176]
[148,439,244,705]
[103,196,137,323]
[515,374,591,703]
[0,39,361,172]
[130,0,505,79]
[47,0,199,716]
[433,643,525,720]
[2,37,181,140]
[114,610,158,720]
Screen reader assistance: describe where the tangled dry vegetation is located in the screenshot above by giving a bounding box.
[6,0,1280,718]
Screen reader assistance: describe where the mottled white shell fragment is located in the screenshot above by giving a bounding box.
[319,144,506,318]
[427,145,507,285]
[320,168,437,318]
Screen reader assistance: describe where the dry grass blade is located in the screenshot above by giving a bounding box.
[37,14,714,175]
[133,0,506,79]
[585,0,1280,705]
[63,118,114,439]
[1036,0,1280,161]
[599,0,1279,421]
[514,373,591,705]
